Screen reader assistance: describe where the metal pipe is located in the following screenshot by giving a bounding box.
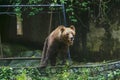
[0,34,3,58]
[0,12,15,15]
[0,4,63,7]
[0,57,41,60]
[62,4,67,26]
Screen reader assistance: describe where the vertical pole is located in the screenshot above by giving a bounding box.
[0,34,3,58]
[58,12,62,25]
[62,4,72,65]
[62,4,67,26]
[48,11,53,34]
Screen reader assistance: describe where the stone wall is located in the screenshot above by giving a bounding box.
[86,8,120,61]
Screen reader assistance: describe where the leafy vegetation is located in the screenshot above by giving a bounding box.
[0,1,120,79]
[4,0,118,23]
[0,66,120,80]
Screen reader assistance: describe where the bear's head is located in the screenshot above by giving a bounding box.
[60,25,76,46]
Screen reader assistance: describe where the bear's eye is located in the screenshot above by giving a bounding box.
[66,33,69,36]
[73,34,75,37]
[72,33,75,37]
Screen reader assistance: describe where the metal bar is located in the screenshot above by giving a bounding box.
[0,57,41,60]
[62,4,67,26]
[0,4,63,7]
[0,34,3,57]
[0,11,59,15]
[1,60,120,69]
[0,12,15,15]
[58,12,62,25]
[48,10,53,34]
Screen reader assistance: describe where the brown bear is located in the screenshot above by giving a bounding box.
[40,25,75,68]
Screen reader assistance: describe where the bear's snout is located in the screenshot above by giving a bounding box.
[70,37,74,41]
[68,36,74,45]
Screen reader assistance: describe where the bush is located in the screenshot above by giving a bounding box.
[0,66,120,80]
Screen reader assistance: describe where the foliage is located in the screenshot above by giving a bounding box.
[7,0,112,23]
[12,0,22,21]
[15,69,27,80]
[0,67,14,80]
[0,0,115,25]
[0,66,120,80]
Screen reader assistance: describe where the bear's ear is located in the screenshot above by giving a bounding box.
[70,25,75,31]
[60,26,65,33]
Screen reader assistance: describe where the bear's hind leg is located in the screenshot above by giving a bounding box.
[50,54,57,66]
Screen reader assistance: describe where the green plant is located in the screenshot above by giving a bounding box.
[0,66,120,80]
[0,67,14,80]
[15,69,27,80]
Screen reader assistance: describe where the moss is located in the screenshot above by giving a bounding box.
[87,23,105,52]
[2,44,29,57]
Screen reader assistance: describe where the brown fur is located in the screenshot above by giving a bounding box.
[40,25,75,68]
